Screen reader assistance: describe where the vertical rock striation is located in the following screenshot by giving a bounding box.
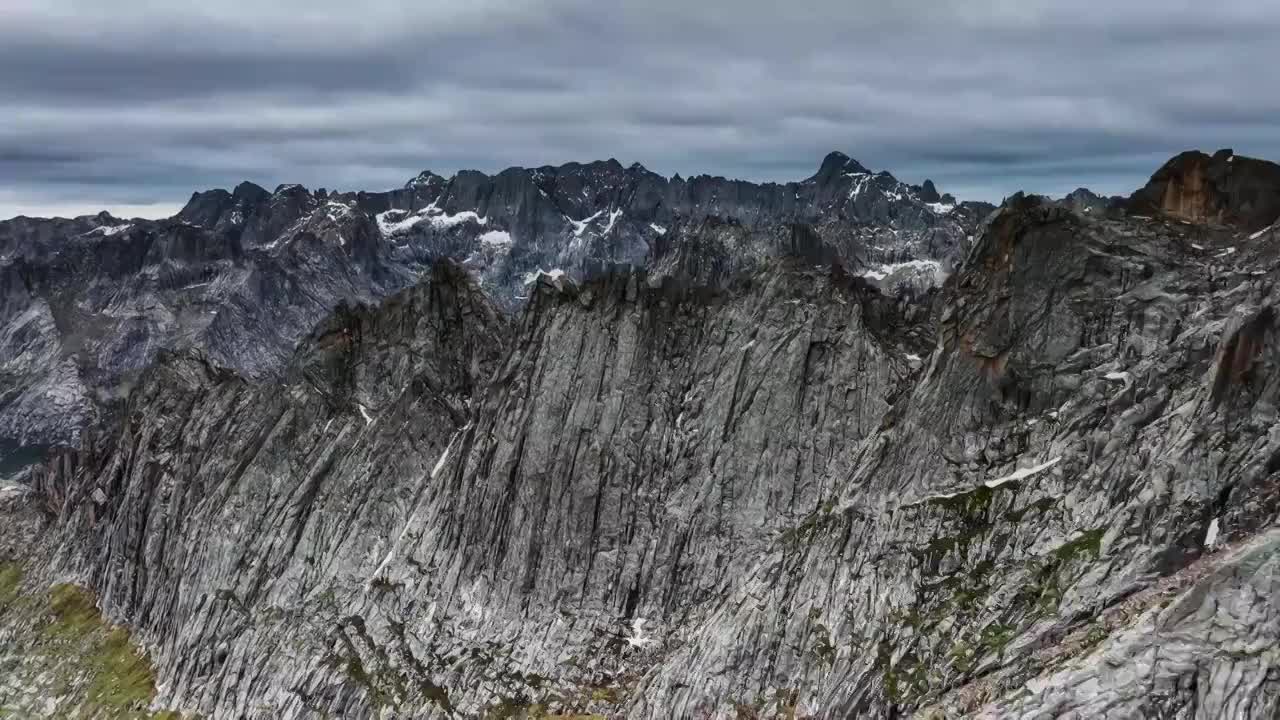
[4,151,1280,718]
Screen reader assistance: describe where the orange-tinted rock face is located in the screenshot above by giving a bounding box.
[1129,149,1280,232]
[1157,154,1219,223]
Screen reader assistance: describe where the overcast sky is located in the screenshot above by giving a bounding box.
[3,0,1278,219]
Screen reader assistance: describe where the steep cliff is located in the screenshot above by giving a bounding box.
[4,154,1280,718]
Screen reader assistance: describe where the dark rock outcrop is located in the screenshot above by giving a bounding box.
[919,179,941,204]
[1128,148,1280,232]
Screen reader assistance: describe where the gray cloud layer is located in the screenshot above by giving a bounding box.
[3,0,1278,218]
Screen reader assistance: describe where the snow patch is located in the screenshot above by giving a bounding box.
[985,457,1061,489]
[431,426,467,479]
[377,209,423,236]
[861,259,941,282]
[602,208,623,235]
[1205,517,1221,549]
[626,618,655,649]
[324,202,354,225]
[569,209,605,237]
[431,209,485,230]
[478,230,512,248]
[1249,224,1277,241]
[1104,371,1131,383]
[92,224,133,237]
[650,223,668,235]
[357,404,374,425]
[522,268,567,285]
[377,203,487,237]
[846,173,871,200]
[431,449,450,480]
[926,202,956,215]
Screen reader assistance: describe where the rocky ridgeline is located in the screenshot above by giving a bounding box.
[0,153,987,452]
[1,150,1280,718]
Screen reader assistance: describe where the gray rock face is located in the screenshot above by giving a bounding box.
[0,155,985,454]
[0,299,95,447]
[978,528,1280,719]
[4,151,1280,719]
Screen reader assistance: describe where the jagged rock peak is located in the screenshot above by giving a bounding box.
[396,153,916,195]
[231,181,269,202]
[811,150,871,183]
[405,170,446,190]
[1060,187,1114,215]
[271,183,310,197]
[176,181,273,226]
[176,188,234,225]
[1128,148,1280,232]
[919,179,941,203]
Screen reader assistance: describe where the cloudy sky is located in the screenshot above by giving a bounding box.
[3,0,1278,219]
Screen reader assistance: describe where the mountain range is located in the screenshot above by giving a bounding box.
[2,147,1280,718]
[0,153,993,455]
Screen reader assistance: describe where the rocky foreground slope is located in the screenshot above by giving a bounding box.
[2,149,1280,718]
[0,153,987,452]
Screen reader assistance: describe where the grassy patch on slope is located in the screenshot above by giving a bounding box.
[0,562,194,719]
